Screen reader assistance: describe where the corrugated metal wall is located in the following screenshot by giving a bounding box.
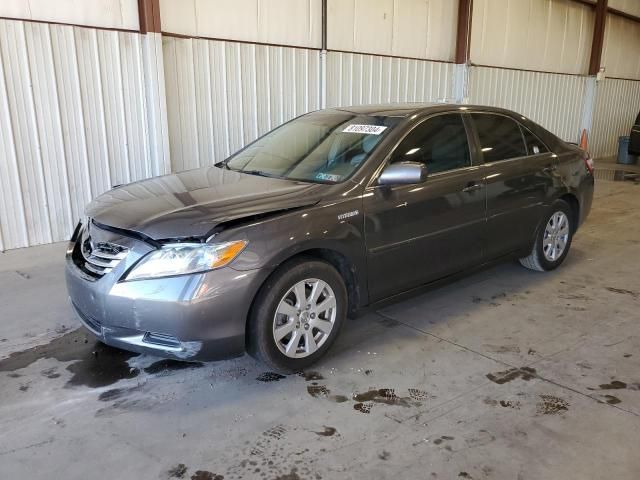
[326,52,455,107]
[602,14,640,80]
[327,0,457,61]
[160,0,322,49]
[0,19,169,251]
[591,78,640,157]
[2,2,640,252]
[469,66,587,143]
[470,0,594,75]
[162,36,320,172]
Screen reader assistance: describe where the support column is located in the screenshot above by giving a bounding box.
[320,0,328,109]
[588,0,608,76]
[138,0,170,175]
[453,0,473,103]
[580,76,598,145]
[453,64,469,104]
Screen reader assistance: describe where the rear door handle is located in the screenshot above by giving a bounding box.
[462,182,483,193]
[543,165,557,174]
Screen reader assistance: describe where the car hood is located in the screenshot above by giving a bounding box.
[86,166,326,239]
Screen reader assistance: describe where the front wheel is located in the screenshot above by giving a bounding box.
[519,199,574,272]
[247,258,347,372]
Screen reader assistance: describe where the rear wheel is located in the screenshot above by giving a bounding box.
[519,199,574,272]
[247,258,347,372]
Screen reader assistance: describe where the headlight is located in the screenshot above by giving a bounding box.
[125,240,247,281]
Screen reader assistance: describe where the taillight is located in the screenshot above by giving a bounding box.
[583,153,594,175]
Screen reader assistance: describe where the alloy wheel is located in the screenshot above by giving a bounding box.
[272,278,337,358]
[543,211,570,262]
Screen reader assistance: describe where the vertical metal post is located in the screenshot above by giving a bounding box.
[455,0,473,65]
[454,0,473,103]
[588,0,608,76]
[580,76,598,146]
[320,0,328,109]
[138,0,171,173]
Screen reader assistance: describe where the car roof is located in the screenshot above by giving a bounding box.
[332,102,523,118]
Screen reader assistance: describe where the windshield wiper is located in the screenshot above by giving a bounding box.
[237,169,281,179]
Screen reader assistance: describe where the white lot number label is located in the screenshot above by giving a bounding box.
[342,124,388,135]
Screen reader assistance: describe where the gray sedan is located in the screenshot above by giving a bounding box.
[66,103,594,371]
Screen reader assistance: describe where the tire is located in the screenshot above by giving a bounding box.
[247,257,348,372]
[519,199,574,272]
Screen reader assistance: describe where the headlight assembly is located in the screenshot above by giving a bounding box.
[125,240,247,281]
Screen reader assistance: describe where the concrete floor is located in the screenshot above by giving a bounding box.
[1,176,639,480]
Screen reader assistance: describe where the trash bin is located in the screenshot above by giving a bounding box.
[618,136,638,165]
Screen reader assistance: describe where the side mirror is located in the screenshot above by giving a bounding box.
[378,162,428,186]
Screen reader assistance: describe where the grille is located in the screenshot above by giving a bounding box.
[74,227,129,279]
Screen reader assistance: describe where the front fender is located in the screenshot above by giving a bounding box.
[217,196,369,306]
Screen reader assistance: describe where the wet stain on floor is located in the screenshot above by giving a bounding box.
[307,385,330,398]
[591,379,640,392]
[144,359,203,375]
[408,388,431,400]
[486,367,536,384]
[97,385,142,402]
[484,398,521,409]
[353,388,414,407]
[594,169,640,183]
[0,328,140,388]
[353,402,372,414]
[166,463,188,478]
[190,471,223,480]
[605,287,639,299]
[273,468,302,480]
[433,435,454,445]
[314,426,337,437]
[41,367,61,379]
[256,372,286,382]
[599,380,628,390]
[224,426,320,479]
[299,371,324,381]
[603,394,621,405]
[328,394,349,403]
[537,395,569,415]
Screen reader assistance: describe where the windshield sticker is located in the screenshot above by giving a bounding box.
[315,172,342,182]
[342,124,388,135]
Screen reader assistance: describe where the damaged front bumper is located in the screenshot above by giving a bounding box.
[65,221,263,361]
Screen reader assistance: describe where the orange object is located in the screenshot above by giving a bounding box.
[579,129,588,151]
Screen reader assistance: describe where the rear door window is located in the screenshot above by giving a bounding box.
[389,113,471,174]
[520,126,549,155]
[471,113,527,162]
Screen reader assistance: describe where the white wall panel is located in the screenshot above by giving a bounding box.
[163,36,321,172]
[160,0,322,49]
[609,0,640,17]
[469,66,587,143]
[602,14,640,81]
[327,0,457,61]
[0,19,169,250]
[326,51,455,107]
[591,79,640,158]
[0,0,139,30]
[471,0,594,75]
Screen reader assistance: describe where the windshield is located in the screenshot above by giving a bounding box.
[222,111,401,184]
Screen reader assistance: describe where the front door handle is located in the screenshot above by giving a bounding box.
[462,182,483,193]
[543,165,557,174]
